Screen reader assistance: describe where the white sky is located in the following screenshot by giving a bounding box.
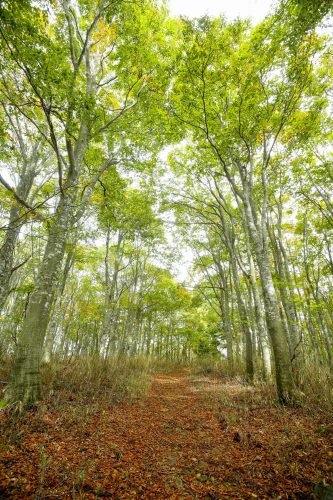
[167,0,276,24]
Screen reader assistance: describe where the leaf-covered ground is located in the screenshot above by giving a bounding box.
[1,372,333,498]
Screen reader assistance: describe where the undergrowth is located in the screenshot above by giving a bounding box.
[149,357,189,373]
[189,356,333,418]
[188,356,246,380]
[42,355,152,407]
[1,354,332,418]
[0,355,152,412]
[296,364,333,418]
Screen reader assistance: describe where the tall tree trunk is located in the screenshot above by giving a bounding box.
[242,179,294,403]
[268,209,302,369]
[5,194,73,405]
[101,230,123,353]
[229,257,254,382]
[42,244,76,363]
[0,169,34,311]
[248,255,272,379]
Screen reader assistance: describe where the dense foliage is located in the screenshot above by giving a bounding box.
[0,0,332,407]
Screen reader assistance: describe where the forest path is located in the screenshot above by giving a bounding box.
[98,372,225,498]
[1,372,333,498]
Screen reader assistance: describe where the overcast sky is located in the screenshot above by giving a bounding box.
[167,0,276,24]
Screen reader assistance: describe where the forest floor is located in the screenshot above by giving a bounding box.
[1,371,333,499]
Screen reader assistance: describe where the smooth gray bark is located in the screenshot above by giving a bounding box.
[5,194,73,405]
[0,164,35,312]
[242,176,294,403]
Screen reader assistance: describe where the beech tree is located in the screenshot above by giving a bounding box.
[0,0,331,409]
[0,0,175,405]
[168,9,332,401]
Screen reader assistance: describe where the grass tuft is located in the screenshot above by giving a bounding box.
[41,355,152,407]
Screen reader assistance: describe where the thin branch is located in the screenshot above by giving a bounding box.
[98,77,148,134]
[0,173,34,211]
[10,255,31,275]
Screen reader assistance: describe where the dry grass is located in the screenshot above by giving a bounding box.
[188,356,246,380]
[41,355,152,407]
[1,354,332,418]
[0,355,152,412]
[296,363,333,418]
[189,357,333,417]
[149,357,190,373]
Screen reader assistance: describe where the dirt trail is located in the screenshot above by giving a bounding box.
[1,372,333,498]
[99,372,224,498]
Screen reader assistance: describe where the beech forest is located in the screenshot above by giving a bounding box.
[0,0,333,498]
